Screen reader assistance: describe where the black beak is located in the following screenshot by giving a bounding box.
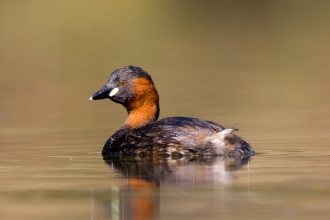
[89,85,111,100]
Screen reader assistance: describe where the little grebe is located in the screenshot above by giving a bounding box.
[90,66,255,157]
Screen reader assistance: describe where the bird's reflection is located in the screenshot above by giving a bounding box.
[103,155,252,220]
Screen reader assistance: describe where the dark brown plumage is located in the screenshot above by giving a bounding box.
[90,66,255,157]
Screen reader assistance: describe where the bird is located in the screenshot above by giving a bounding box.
[90,65,255,158]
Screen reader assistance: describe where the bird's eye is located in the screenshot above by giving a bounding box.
[119,80,126,86]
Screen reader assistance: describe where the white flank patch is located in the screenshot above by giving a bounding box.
[109,87,119,97]
[219,128,234,137]
[208,128,237,144]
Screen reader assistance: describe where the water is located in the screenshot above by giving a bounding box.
[1,1,330,219]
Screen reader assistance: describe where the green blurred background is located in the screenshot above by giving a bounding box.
[1,1,330,219]
[1,0,329,135]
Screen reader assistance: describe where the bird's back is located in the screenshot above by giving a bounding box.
[103,117,231,156]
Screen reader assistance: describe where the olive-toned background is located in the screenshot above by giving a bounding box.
[1,1,330,219]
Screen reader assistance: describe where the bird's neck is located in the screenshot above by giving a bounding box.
[123,78,159,128]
